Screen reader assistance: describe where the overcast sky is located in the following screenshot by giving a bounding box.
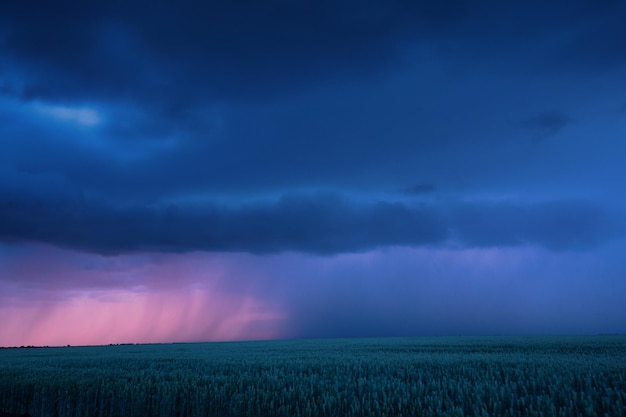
[1,0,625,346]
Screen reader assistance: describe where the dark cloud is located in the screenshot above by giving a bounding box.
[552,2,626,72]
[402,184,437,195]
[0,187,620,255]
[520,111,572,139]
[0,74,514,202]
[440,1,626,75]
[2,0,623,110]
[0,190,447,255]
[0,0,625,258]
[0,0,472,107]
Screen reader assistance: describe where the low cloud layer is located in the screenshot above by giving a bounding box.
[1,189,620,254]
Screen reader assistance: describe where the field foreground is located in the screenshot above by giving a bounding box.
[1,336,625,417]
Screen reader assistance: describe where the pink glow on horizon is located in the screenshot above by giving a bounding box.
[0,287,284,347]
[0,244,287,347]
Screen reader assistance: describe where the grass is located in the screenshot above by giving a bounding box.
[1,335,625,416]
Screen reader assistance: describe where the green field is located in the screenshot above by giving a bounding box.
[1,336,625,417]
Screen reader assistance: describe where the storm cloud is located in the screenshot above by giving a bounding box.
[1,0,626,345]
[2,1,625,107]
[1,189,620,254]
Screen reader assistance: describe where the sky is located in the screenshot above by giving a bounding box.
[1,1,626,347]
